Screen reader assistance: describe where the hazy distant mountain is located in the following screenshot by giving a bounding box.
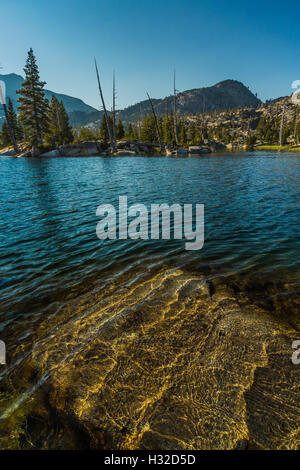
[0,73,98,118]
[117,80,262,122]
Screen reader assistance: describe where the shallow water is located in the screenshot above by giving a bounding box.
[0,151,299,448]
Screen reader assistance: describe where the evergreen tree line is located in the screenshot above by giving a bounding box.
[77,111,206,147]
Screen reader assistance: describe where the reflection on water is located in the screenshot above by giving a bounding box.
[0,152,299,449]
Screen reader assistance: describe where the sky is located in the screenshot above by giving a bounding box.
[1,0,300,110]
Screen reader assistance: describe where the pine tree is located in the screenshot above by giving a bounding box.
[0,99,23,146]
[7,98,23,142]
[45,95,73,146]
[162,113,175,146]
[17,48,48,144]
[1,121,11,147]
[58,100,73,144]
[140,115,157,142]
[76,127,97,141]
[116,119,125,139]
[188,122,197,144]
[99,114,113,145]
[178,120,187,145]
[126,123,138,140]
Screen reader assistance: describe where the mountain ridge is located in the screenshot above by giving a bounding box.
[0,73,98,115]
[0,75,262,128]
[117,79,262,123]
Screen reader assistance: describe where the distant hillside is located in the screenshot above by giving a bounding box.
[117,80,262,122]
[0,73,98,125]
[0,76,262,129]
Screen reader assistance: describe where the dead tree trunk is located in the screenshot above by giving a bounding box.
[94,58,114,152]
[173,70,179,146]
[279,105,285,147]
[112,71,117,152]
[146,92,164,152]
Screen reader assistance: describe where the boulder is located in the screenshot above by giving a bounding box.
[31,147,40,157]
[188,146,211,154]
[0,148,15,156]
[40,149,61,157]
[16,151,31,158]
[115,150,137,156]
[59,141,102,157]
[176,148,188,155]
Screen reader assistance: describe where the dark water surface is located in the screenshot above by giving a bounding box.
[0,152,299,447]
[1,152,299,326]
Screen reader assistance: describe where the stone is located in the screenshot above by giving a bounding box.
[31,147,40,157]
[176,148,188,155]
[40,149,61,157]
[115,150,137,156]
[188,146,211,154]
[16,151,31,158]
[56,141,102,157]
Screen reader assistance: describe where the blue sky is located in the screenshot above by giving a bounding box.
[1,0,299,110]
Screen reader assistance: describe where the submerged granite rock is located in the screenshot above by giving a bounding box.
[0,266,299,449]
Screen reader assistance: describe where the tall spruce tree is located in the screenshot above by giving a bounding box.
[162,112,175,146]
[1,99,23,146]
[116,119,125,139]
[99,114,113,145]
[17,48,48,144]
[178,120,187,145]
[46,95,73,146]
[140,115,157,142]
[1,121,10,147]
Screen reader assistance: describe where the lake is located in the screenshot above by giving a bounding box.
[0,151,299,449]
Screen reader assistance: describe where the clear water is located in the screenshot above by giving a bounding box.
[0,151,299,332]
[0,151,300,448]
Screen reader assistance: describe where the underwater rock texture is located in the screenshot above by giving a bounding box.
[0,265,299,449]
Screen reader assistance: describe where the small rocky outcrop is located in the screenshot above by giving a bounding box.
[115,150,137,156]
[204,140,227,151]
[188,145,211,154]
[41,141,102,157]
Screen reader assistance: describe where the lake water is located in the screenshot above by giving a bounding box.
[0,151,299,447]
[1,152,299,324]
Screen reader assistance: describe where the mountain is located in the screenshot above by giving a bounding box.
[117,80,261,122]
[0,73,98,122]
[0,75,262,129]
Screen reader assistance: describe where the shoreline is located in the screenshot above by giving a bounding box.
[2,142,300,158]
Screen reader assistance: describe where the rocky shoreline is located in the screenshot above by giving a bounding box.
[0,139,228,158]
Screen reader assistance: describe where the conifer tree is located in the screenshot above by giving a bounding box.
[188,122,197,144]
[0,99,23,146]
[162,113,175,146]
[77,127,97,141]
[126,123,139,140]
[178,120,187,145]
[7,98,23,142]
[17,48,48,144]
[1,121,11,147]
[45,95,73,146]
[99,114,113,145]
[116,119,125,139]
[58,100,73,144]
[140,115,157,142]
